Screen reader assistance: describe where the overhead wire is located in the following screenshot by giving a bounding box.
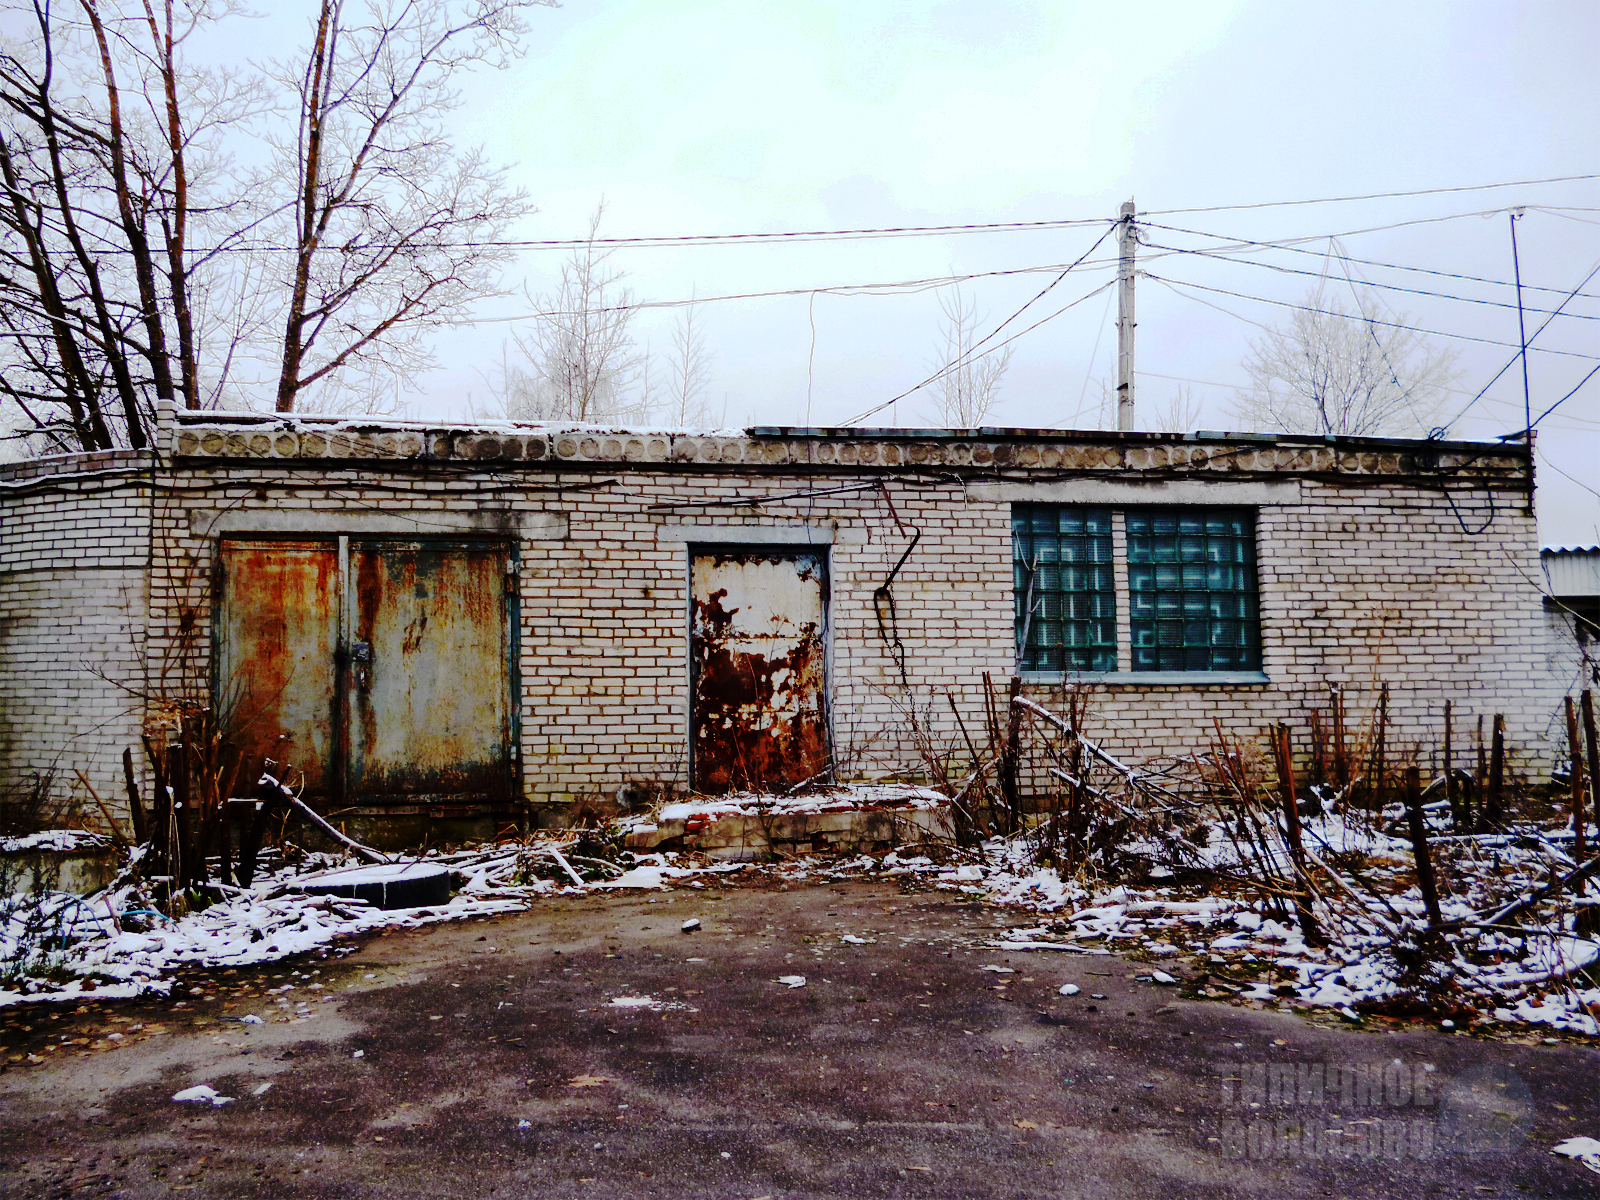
[1144,173,1600,217]
[838,225,1119,426]
[1529,362,1600,430]
[840,277,1119,428]
[1538,450,1600,501]
[1143,216,1600,437]
[1140,237,1600,323]
[471,253,1124,323]
[1145,219,1600,305]
[122,173,1600,255]
[1140,274,1600,362]
[1436,254,1600,431]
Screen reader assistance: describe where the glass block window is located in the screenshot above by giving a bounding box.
[1012,505,1116,672]
[1126,508,1260,672]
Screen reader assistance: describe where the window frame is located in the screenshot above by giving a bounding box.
[1012,503,1270,686]
[1011,503,1118,675]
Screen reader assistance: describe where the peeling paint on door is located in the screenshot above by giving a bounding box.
[347,540,511,804]
[690,549,829,793]
[217,537,512,808]
[218,540,340,800]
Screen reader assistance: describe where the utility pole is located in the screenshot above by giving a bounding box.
[1115,199,1137,431]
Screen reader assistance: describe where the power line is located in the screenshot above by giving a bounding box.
[473,210,1519,325]
[1142,273,1600,362]
[840,277,1118,428]
[472,256,1125,323]
[171,218,1114,255]
[1538,449,1600,501]
[838,226,1117,426]
[1437,254,1600,431]
[112,173,1600,255]
[1143,219,1600,307]
[1144,173,1600,218]
[1142,238,1600,323]
[495,216,1114,249]
[1530,362,1600,430]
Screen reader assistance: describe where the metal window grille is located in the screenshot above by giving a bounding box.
[1012,505,1116,672]
[1126,508,1260,672]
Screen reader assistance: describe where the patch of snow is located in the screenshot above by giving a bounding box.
[295,863,443,886]
[655,783,946,822]
[0,829,109,854]
[172,1085,232,1106]
[592,866,669,890]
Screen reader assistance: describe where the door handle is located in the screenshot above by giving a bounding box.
[350,641,372,690]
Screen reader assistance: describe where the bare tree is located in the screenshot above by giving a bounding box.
[922,284,1011,428]
[0,0,251,449]
[662,297,713,427]
[1144,384,1201,434]
[1229,285,1460,436]
[501,204,652,423]
[268,0,539,413]
[0,0,544,451]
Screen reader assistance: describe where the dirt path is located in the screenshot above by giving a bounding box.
[1,879,1596,1198]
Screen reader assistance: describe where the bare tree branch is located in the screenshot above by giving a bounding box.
[922,283,1010,428]
[0,0,546,448]
[499,202,653,424]
[1228,283,1461,437]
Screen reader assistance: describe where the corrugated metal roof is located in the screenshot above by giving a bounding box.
[1542,548,1600,596]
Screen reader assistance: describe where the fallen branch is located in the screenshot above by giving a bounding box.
[260,775,389,866]
[544,845,587,888]
[73,769,130,846]
[1460,849,1600,934]
[1299,843,1403,939]
[1015,695,1187,803]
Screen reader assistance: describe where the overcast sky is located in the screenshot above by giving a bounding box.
[367,1,1598,547]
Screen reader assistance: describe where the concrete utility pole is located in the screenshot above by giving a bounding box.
[1115,198,1137,431]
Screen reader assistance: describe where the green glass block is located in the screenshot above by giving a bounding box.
[1013,504,1115,672]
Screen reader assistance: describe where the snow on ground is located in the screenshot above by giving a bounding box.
[1,830,110,854]
[896,815,1600,1039]
[644,783,947,826]
[0,843,738,1008]
[4,797,1597,1039]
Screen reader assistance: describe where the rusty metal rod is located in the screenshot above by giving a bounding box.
[1487,714,1506,827]
[1404,765,1443,927]
[1566,696,1587,858]
[122,747,146,846]
[1582,690,1599,866]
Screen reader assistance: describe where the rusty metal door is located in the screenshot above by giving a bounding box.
[345,540,512,805]
[690,548,829,793]
[217,540,341,800]
[217,537,513,807]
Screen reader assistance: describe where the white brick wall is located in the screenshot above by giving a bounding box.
[0,422,1569,821]
[1,454,152,825]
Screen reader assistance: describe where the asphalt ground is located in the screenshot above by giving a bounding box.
[1,876,1597,1199]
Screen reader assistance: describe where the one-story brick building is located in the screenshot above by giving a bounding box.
[0,401,1566,841]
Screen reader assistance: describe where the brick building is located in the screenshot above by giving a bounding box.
[0,402,1565,840]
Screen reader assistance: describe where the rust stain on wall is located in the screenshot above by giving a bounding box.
[691,550,829,793]
[347,540,511,804]
[218,537,512,808]
[218,540,340,799]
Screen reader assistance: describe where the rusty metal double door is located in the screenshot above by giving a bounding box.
[217,537,515,808]
[689,547,831,793]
